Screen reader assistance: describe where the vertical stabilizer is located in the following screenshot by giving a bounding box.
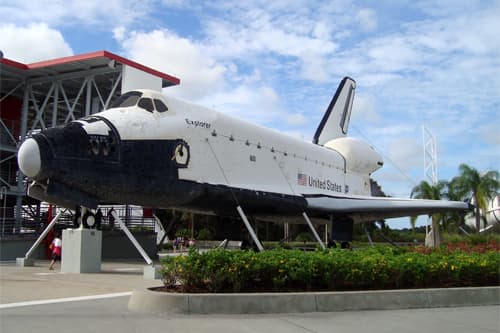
[313,77,356,145]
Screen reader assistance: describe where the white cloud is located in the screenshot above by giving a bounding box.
[116,27,317,128]
[199,4,339,84]
[415,0,486,18]
[204,15,338,61]
[286,113,307,126]
[0,0,154,28]
[366,36,422,72]
[351,93,380,125]
[119,29,227,101]
[113,26,126,42]
[312,21,334,40]
[199,85,285,125]
[356,8,378,32]
[0,23,73,63]
[162,0,190,7]
[479,124,500,146]
[386,137,422,170]
[300,51,329,82]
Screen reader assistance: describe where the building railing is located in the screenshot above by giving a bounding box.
[0,205,156,238]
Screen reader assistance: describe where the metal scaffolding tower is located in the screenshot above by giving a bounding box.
[0,51,179,235]
[422,126,439,246]
[423,126,438,185]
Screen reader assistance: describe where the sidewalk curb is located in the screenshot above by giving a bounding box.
[128,286,500,315]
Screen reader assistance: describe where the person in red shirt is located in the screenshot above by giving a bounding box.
[49,232,62,270]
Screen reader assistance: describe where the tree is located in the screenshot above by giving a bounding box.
[411,180,449,246]
[444,177,471,232]
[411,180,449,200]
[451,164,499,232]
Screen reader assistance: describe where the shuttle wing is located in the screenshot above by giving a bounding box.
[313,77,356,145]
[305,195,470,222]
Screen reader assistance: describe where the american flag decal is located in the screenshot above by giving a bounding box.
[297,173,307,186]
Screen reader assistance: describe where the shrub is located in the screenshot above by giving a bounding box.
[443,233,500,246]
[175,228,191,238]
[196,228,213,240]
[294,232,312,243]
[160,245,500,293]
[161,242,173,251]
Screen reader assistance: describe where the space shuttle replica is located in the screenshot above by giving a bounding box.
[17,77,469,246]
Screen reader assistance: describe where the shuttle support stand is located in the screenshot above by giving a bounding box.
[237,205,264,251]
[112,211,153,265]
[303,212,326,250]
[61,228,102,273]
[111,212,160,279]
[17,211,63,267]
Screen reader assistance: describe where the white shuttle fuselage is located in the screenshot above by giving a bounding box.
[101,94,374,198]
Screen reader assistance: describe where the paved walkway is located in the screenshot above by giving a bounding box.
[0,260,160,304]
[1,260,499,333]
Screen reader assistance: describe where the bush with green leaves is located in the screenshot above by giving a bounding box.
[196,228,213,240]
[160,246,499,293]
[294,232,312,243]
[175,228,191,238]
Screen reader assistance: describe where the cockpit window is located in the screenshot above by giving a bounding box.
[110,92,167,113]
[138,98,154,112]
[111,91,142,108]
[154,99,168,112]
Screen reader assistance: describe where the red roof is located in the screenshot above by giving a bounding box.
[0,57,28,70]
[0,50,180,87]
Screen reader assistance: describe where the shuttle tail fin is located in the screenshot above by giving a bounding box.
[313,77,356,145]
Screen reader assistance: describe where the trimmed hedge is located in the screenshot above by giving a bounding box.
[160,246,500,293]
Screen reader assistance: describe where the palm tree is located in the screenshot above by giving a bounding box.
[445,180,468,231]
[411,180,449,201]
[451,164,499,232]
[411,180,450,246]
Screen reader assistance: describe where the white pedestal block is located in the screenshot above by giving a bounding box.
[61,228,102,273]
[143,265,162,280]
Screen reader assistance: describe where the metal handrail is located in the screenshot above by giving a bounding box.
[1,204,156,237]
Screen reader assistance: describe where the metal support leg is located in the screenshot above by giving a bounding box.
[364,225,374,246]
[112,211,153,265]
[459,226,471,236]
[25,212,62,259]
[236,206,264,252]
[302,212,325,250]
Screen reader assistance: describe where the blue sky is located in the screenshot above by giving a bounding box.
[1,0,499,229]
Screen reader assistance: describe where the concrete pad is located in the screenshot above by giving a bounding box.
[143,265,162,280]
[16,257,34,267]
[0,260,162,304]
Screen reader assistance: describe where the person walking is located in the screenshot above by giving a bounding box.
[49,232,62,270]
